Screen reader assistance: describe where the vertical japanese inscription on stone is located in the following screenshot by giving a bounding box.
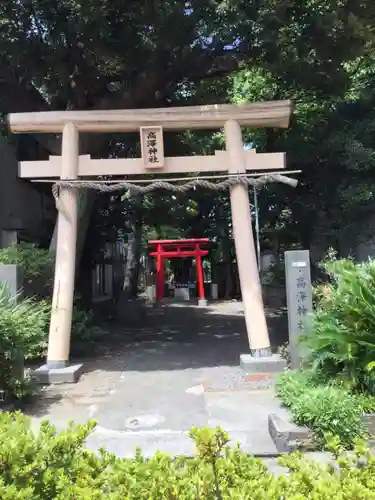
[140,126,164,168]
[284,250,313,368]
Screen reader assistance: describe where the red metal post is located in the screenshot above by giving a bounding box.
[195,244,205,300]
[156,244,165,301]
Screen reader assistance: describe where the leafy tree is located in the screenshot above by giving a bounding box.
[2,0,375,297]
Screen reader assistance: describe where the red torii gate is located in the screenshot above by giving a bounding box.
[148,238,209,302]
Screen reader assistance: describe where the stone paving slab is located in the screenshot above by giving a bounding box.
[30,415,337,471]
[30,381,282,457]
[89,369,281,456]
[84,427,282,458]
[27,379,284,457]
[86,428,196,458]
[205,389,283,454]
[25,302,289,457]
[94,369,208,432]
[206,390,285,431]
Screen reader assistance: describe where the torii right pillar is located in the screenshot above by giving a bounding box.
[224,120,286,377]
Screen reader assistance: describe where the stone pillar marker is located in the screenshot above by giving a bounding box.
[1,230,18,248]
[211,283,218,301]
[0,264,23,300]
[285,250,313,368]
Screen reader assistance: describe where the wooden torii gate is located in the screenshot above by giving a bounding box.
[8,101,293,383]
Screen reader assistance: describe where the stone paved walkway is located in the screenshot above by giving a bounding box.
[26,301,289,458]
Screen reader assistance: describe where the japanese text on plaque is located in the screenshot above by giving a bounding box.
[140,126,164,168]
[296,272,308,330]
[146,131,158,164]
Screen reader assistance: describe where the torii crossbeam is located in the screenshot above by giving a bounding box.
[8,100,293,383]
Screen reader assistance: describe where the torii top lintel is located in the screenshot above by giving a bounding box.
[8,100,293,134]
[148,238,210,258]
[149,238,210,246]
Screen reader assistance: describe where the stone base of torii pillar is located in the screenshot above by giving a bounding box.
[33,363,84,385]
[198,298,208,307]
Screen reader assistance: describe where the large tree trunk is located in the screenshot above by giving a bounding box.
[130,203,143,297]
[123,231,136,296]
[116,194,144,325]
[222,228,233,299]
[123,193,143,298]
[224,261,233,299]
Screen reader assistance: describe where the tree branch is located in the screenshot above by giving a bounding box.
[183,45,249,82]
[0,64,62,153]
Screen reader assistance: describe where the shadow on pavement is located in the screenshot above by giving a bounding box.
[23,301,288,420]
[80,301,288,373]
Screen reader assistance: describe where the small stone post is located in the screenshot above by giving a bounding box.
[1,230,18,248]
[210,258,218,300]
[211,283,218,300]
[0,264,23,300]
[284,250,313,368]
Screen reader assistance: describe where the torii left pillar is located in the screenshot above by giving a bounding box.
[34,123,83,384]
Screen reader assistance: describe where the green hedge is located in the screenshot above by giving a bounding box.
[276,370,375,449]
[1,413,375,499]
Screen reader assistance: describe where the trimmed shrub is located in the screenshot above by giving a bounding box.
[276,370,375,449]
[1,414,375,498]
